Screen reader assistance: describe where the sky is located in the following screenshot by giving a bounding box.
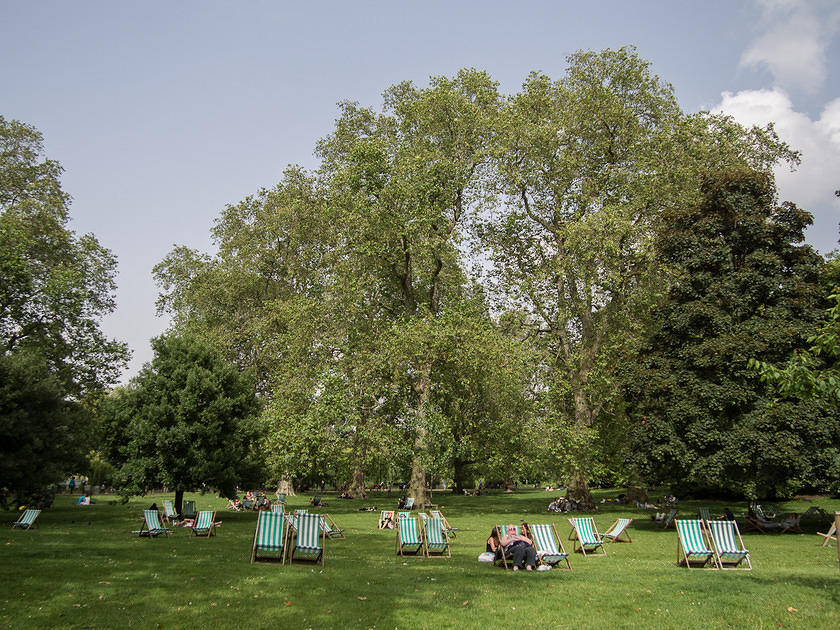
[2,0,839,382]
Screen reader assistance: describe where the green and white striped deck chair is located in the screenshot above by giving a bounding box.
[275,492,286,505]
[138,509,172,537]
[182,500,196,520]
[424,517,450,558]
[272,503,284,515]
[429,510,457,538]
[396,516,425,556]
[698,507,712,527]
[162,500,178,524]
[602,518,633,543]
[529,523,571,570]
[676,519,716,569]
[567,517,606,556]
[403,497,415,510]
[662,508,678,529]
[397,511,410,521]
[320,513,345,539]
[493,525,521,568]
[242,499,255,511]
[707,520,751,570]
[289,512,326,565]
[251,510,286,563]
[190,510,217,538]
[11,509,40,530]
[379,510,395,529]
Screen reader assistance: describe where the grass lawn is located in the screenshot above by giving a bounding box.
[1,489,838,630]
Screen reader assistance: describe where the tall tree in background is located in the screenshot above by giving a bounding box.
[0,115,128,504]
[625,170,833,499]
[102,334,262,513]
[0,115,129,397]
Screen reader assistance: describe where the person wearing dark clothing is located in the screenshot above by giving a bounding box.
[500,525,537,571]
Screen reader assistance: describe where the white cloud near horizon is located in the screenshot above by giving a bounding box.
[713,88,840,251]
[740,0,840,93]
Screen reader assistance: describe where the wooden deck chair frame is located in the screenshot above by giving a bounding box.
[396,516,426,557]
[424,517,451,558]
[676,519,716,569]
[567,517,606,557]
[493,525,522,569]
[529,523,572,570]
[662,509,678,529]
[251,510,287,564]
[602,518,633,543]
[289,513,326,566]
[707,520,751,570]
[818,522,837,547]
[190,510,217,538]
[11,509,41,530]
[138,509,172,537]
[320,513,345,539]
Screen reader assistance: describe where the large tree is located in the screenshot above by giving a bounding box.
[102,334,261,512]
[0,115,129,397]
[625,170,835,499]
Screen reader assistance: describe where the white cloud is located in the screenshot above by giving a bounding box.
[714,88,840,252]
[740,0,840,93]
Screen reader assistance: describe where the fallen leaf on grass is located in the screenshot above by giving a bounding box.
[358,597,368,601]
[98,581,111,585]
[285,601,292,607]
[787,607,799,613]
[72,604,81,608]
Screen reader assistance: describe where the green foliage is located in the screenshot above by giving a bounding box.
[0,115,129,397]
[626,170,834,499]
[0,350,89,506]
[102,334,262,499]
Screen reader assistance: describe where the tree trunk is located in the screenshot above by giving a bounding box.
[276,476,295,497]
[453,457,469,494]
[348,467,366,498]
[174,489,184,516]
[408,362,433,509]
[566,470,595,509]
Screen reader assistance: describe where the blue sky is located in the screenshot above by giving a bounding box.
[2,0,839,381]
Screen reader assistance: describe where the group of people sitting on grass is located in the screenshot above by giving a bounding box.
[546,496,584,512]
[227,491,271,511]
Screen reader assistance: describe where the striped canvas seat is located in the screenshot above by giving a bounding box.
[698,507,712,524]
[251,510,286,563]
[320,514,345,539]
[429,510,457,537]
[139,509,172,537]
[191,510,216,538]
[289,513,325,565]
[493,525,522,568]
[403,497,415,510]
[707,520,751,570]
[182,500,196,520]
[662,509,678,529]
[676,519,716,569]
[529,523,571,570]
[12,509,40,530]
[602,518,633,543]
[272,504,284,515]
[424,517,450,557]
[162,500,178,523]
[568,517,606,556]
[396,516,424,556]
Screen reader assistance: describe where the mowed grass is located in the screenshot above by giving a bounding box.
[1,489,839,630]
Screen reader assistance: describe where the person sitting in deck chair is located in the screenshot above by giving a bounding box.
[500,525,537,571]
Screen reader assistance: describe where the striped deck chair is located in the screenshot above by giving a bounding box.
[251,510,286,563]
[275,492,286,505]
[424,517,451,558]
[404,497,415,510]
[182,500,197,521]
[493,525,521,568]
[137,509,172,537]
[529,523,571,570]
[602,517,633,543]
[242,499,255,511]
[698,507,712,526]
[378,510,395,529]
[676,519,716,569]
[11,509,41,530]
[289,513,326,566]
[707,520,751,570]
[429,510,457,538]
[568,517,606,556]
[396,516,425,556]
[190,510,217,538]
[272,504,285,515]
[162,500,179,524]
[320,514,345,539]
[662,509,678,529]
